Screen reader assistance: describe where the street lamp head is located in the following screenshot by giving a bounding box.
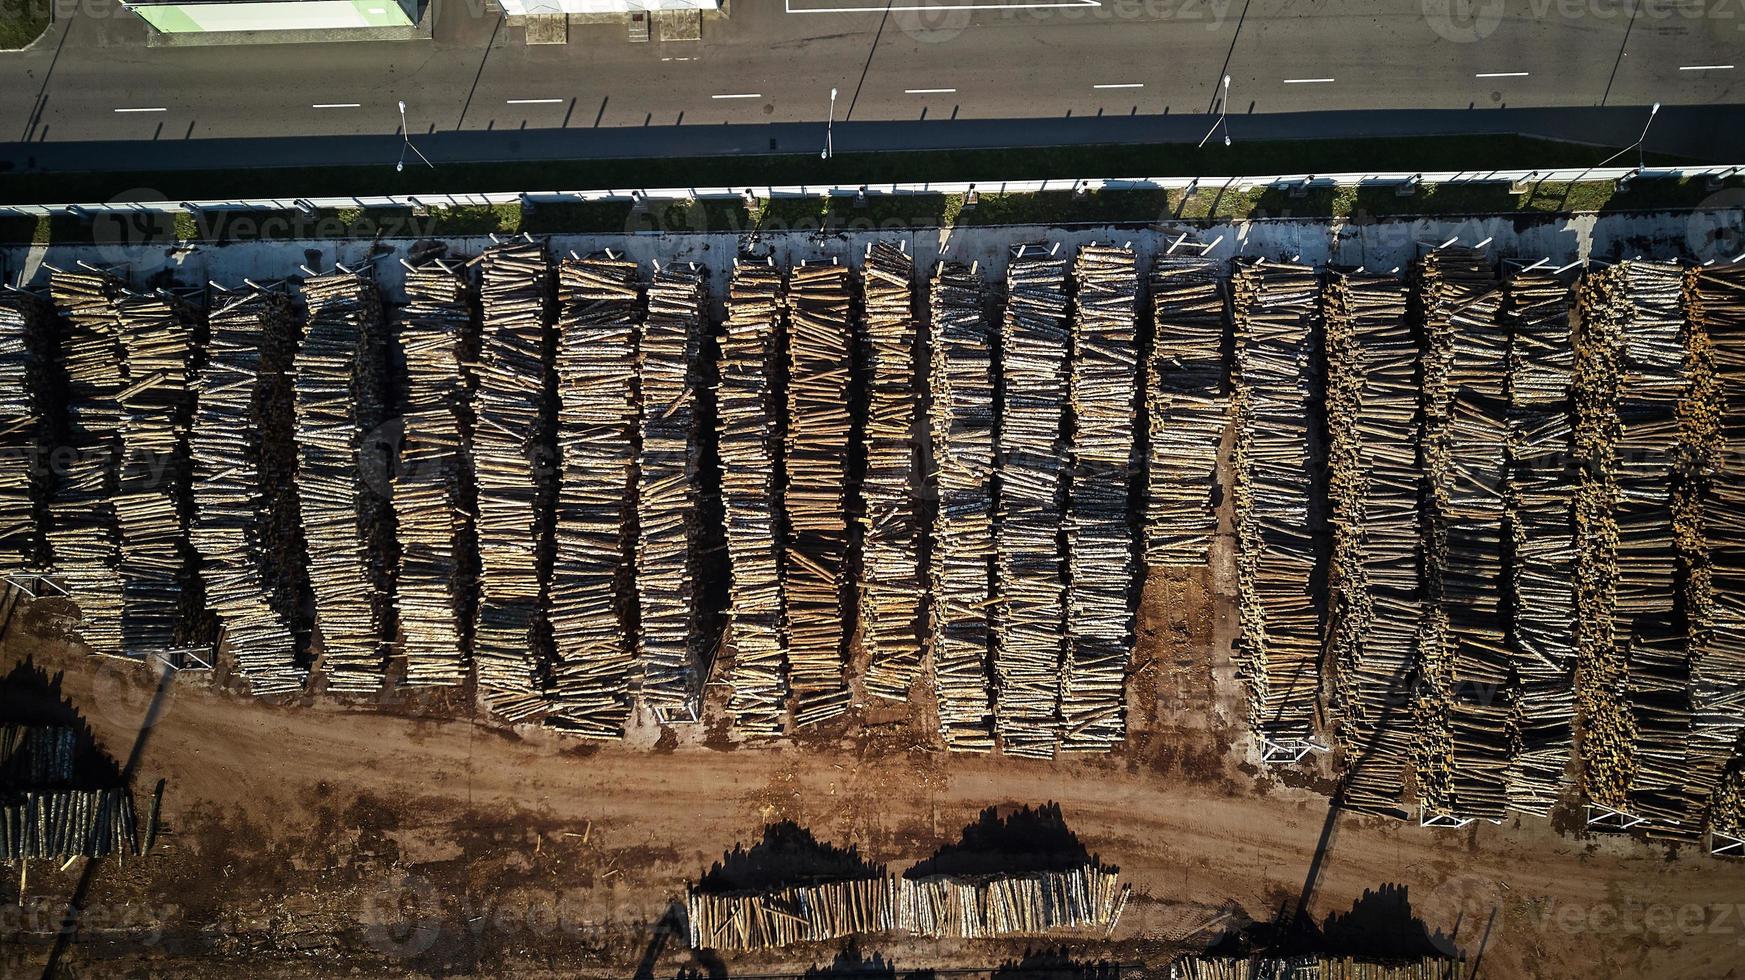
[398,100,407,112]
[831,88,838,99]
[1223,134,1231,147]
[1650,102,1660,115]
[821,148,829,159]
[396,160,404,172]
[1223,75,1231,89]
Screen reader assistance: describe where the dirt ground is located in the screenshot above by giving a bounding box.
[4,546,1744,980]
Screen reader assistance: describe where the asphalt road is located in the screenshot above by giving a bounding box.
[1,0,1743,170]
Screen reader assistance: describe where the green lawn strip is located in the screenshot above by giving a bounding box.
[0,0,50,50]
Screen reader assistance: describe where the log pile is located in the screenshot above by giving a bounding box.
[1062,245,1139,752]
[113,294,201,656]
[473,240,555,720]
[393,262,472,687]
[1230,261,1319,746]
[686,866,1128,952]
[785,263,854,726]
[1146,258,1227,566]
[190,288,306,695]
[0,788,141,860]
[636,266,706,711]
[546,254,640,737]
[47,268,128,655]
[1685,263,1745,839]
[927,261,997,752]
[295,272,392,694]
[859,243,924,701]
[0,290,55,571]
[1502,272,1578,816]
[1416,248,1510,820]
[1170,957,1464,980]
[720,262,789,736]
[996,249,1071,759]
[1324,272,1420,814]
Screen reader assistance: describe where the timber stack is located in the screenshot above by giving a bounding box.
[0,289,55,572]
[996,247,1070,759]
[859,242,924,702]
[295,271,392,694]
[547,253,640,737]
[720,261,789,736]
[1063,245,1139,752]
[1418,247,1509,821]
[113,293,202,659]
[1502,271,1579,816]
[47,267,128,655]
[785,262,854,726]
[392,261,473,688]
[1146,257,1227,566]
[635,265,707,713]
[1170,957,1464,979]
[927,260,997,752]
[190,288,306,695]
[1324,271,1420,815]
[1230,260,1319,750]
[0,724,147,861]
[473,239,555,721]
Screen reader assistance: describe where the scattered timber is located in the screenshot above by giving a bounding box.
[927,261,997,752]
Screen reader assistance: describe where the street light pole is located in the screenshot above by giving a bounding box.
[396,100,435,173]
[1637,101,1660,169]
[822,87,838,160]
[1197,75,1232,149]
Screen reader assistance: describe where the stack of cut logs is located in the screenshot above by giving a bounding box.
[635,266,706,711]
[1230,260,1318,745]
[1170,957,1464,979]
[996,248,1071,759]
[1324,272,1419,815]
[1419,247,1510,821]
[473,240,554,721]
[47,268,128,656]
[295,271,392,694]
[927,261,997,752]
[1062,245,1139,752]
[1502,271,1579,816]
[1146,257,1227,566]
[859,242,924,702]
[546,253,640,737]
[0,723,146,860]
[190,288,305,695]
[784,262,854,726]
[393,262,472,687]
[1686,262,1745,840]
[719,262,789,736]
[0,290,54,570]
[113,293,199,656]
[686,866,1128,952]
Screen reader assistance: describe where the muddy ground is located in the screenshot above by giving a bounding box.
[3,547,1743,980]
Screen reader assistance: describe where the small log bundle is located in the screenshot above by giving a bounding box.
[636,266,706,711]
[113,294,200,656]
[0,788,141,860]
[1230,260,1318,746]
[996,248,1071,759]
[685,866,1128,952]
[1324,272,1420,814]
[190,288,305,695]
[393,262,472,688]
[1146,257,1227,566]
[1062,245,1139,752]
[1169,957,1464,980]
[859,243,925,701]
[1686,263,1745,838]
[785,262,854,726]
[473,240,556,719]
[47,268,128,655]
[295,271,392,694]
[1502,271,1578,816]
[0,290,55,571]
[926,261,997,752]
[720,262,790,736]
[1418,247,1509,821]
[546,254,641,738]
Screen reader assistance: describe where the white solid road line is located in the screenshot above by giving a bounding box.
[312,103,362,109]
[1680,64,1735,71]
[506,98,565,105]
[1282,78,1335,84]
[113,107,167,113]
[905,88,958,94]
[1093,83,1144,89]
[712,93,763,99]
[1475,71,1529,78]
